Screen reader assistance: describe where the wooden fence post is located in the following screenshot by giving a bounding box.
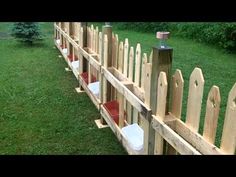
[100,23,113,124]
[81,22,88,73]
[148,32,173,154]
[102,23,113,102]
[78,22,88,90]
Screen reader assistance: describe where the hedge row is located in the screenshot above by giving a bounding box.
[114,22,236,52]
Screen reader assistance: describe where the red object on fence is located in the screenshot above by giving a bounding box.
[80,72,97,84]
[67,55,78,62]
[103,100,119,125]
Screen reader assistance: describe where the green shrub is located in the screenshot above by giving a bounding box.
[114,22,236,52]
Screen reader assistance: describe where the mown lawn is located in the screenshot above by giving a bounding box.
[0,22,127,154]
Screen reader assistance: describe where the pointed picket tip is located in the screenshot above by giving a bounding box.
[228,83,236,108]
[158,72,168,87]
[141,53,148,90]
[149,50,153,63]
[129,46,134,57]
[125,38,129,47]
[136,43,141,54]
[119,41,124,50]
[143,53,147,64]
[206,86,221,108]
[123,38,129,76]
[115,34,119,41]
[173,69,184,86]
[128,46,135,81]
[157,71,168,120]
[190,67,205,86]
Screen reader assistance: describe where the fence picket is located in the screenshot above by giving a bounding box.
[154,72,168,154]
[203,86,221,144]
[118,41,124,73]
[128,47,134,82]
[141,53,148,90]
[95,27,99,53]
[134,43,141,87]
[220,83,236,154]
[171,69,184,119]
[186,68,205,132]
[126,47,134,124]
[99,32,102,62]
[123,38,129,77]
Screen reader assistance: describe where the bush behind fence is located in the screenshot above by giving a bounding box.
[115,22,236,52]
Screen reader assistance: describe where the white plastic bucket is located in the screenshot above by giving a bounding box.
[88,81,99,98]
[71,60,79,70]
[121,123,144,152]
[56,39,60,44]
[62,48,68,54]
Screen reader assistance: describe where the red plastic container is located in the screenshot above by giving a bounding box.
[80,72,97,85]
[67,54,78,62]
[103,100,119,125]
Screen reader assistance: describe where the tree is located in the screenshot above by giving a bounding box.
[11,22,43,45]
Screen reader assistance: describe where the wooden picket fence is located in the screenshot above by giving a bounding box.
[54,22,236,155]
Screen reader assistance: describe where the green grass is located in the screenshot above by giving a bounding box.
[92,22,236,147]
[0,22,127,154]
